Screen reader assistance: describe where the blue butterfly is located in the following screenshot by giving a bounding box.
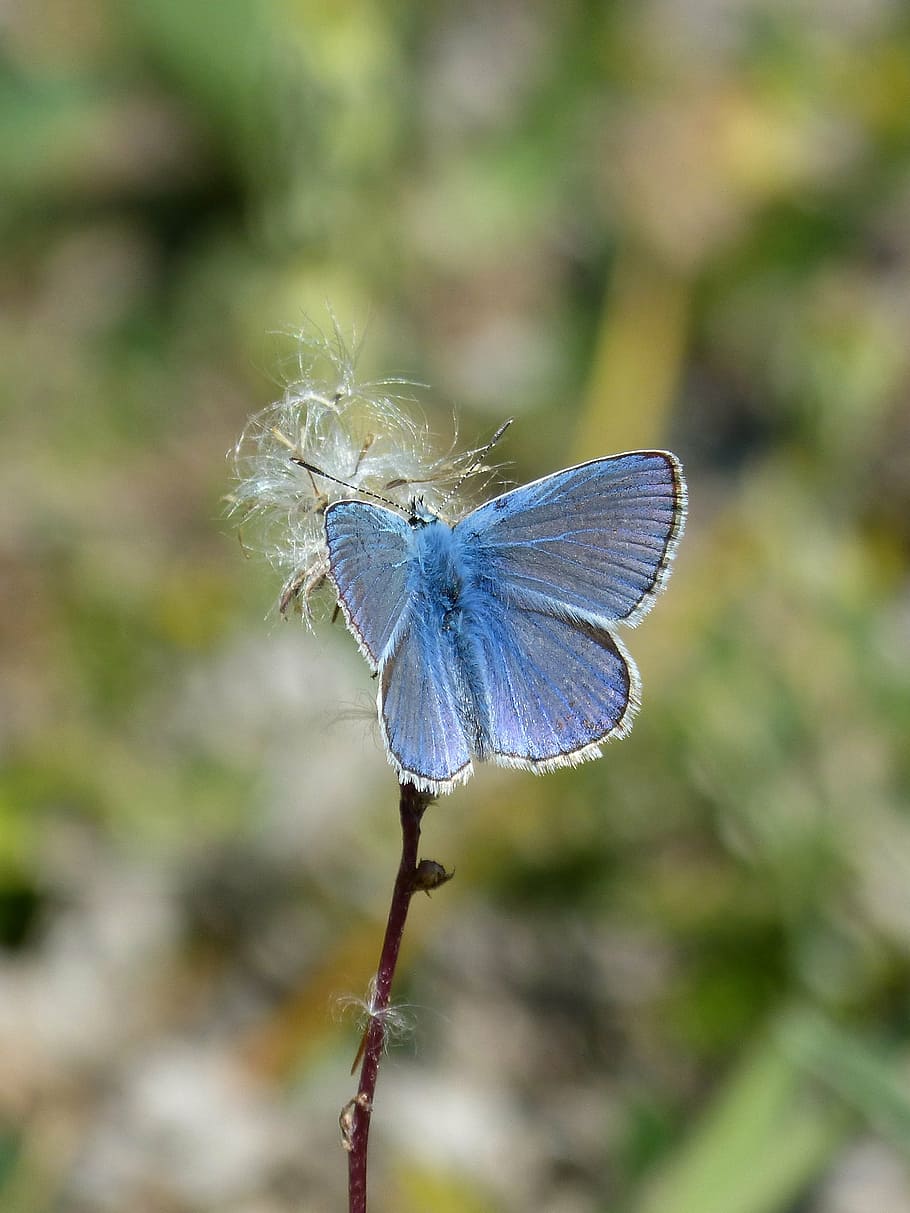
[324,451,686,793]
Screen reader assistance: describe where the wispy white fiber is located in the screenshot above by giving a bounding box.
[335,979,417,1047]
[230,318,499,621]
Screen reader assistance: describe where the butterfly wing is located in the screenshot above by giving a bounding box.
[324,501,413,669]
[325,501,472,790]
[379,612,473,791]
[450,451,685,772]
[463,591,639,771]
[457,452,686,628]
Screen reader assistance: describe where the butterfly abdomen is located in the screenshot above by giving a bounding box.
[409,518,500,756]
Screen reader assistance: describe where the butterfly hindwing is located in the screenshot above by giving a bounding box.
[457,452,685,628]
[456,580,638,769]
[379,611,473,791]
[488,612,636,767]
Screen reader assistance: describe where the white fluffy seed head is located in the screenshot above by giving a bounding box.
[231,320,505,621]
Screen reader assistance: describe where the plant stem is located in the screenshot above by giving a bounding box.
[347,781,431,1213]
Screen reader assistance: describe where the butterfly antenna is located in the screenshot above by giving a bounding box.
[440,418,513,509]
[290,456,400,510]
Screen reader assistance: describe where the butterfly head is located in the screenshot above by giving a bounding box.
[407,497,440,528]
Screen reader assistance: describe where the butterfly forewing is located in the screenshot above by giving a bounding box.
[324,502,413,669]
[457,452,685,628]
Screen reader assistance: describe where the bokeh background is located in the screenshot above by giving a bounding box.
[3,2,910,1211]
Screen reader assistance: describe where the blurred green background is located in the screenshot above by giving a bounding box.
[3,2,910,1211]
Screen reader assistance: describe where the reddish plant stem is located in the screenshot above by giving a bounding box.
[348,781,430,1213]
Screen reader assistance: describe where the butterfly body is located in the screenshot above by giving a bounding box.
[324,451,686,793]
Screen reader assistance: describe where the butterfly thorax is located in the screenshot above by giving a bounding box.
[410,517,464,630]
[408,514,496,754]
